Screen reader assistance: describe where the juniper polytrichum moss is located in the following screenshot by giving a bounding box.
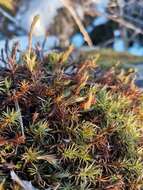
[0,22,143,190]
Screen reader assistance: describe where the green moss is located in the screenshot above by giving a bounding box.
[79,48,143,68]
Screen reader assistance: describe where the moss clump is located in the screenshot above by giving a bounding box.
[79,48,143,68]
[0,44,143,190]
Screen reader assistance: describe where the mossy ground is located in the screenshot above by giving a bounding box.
[79,48,143,68]
[0,44,143,190]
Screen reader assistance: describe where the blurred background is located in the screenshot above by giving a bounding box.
[0,0,143,54]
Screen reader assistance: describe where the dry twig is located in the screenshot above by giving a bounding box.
[60,0,93,47]
[88,8,143,35]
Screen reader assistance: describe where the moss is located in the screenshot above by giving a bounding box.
[0,44,143,189]
[79,48,143,69]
